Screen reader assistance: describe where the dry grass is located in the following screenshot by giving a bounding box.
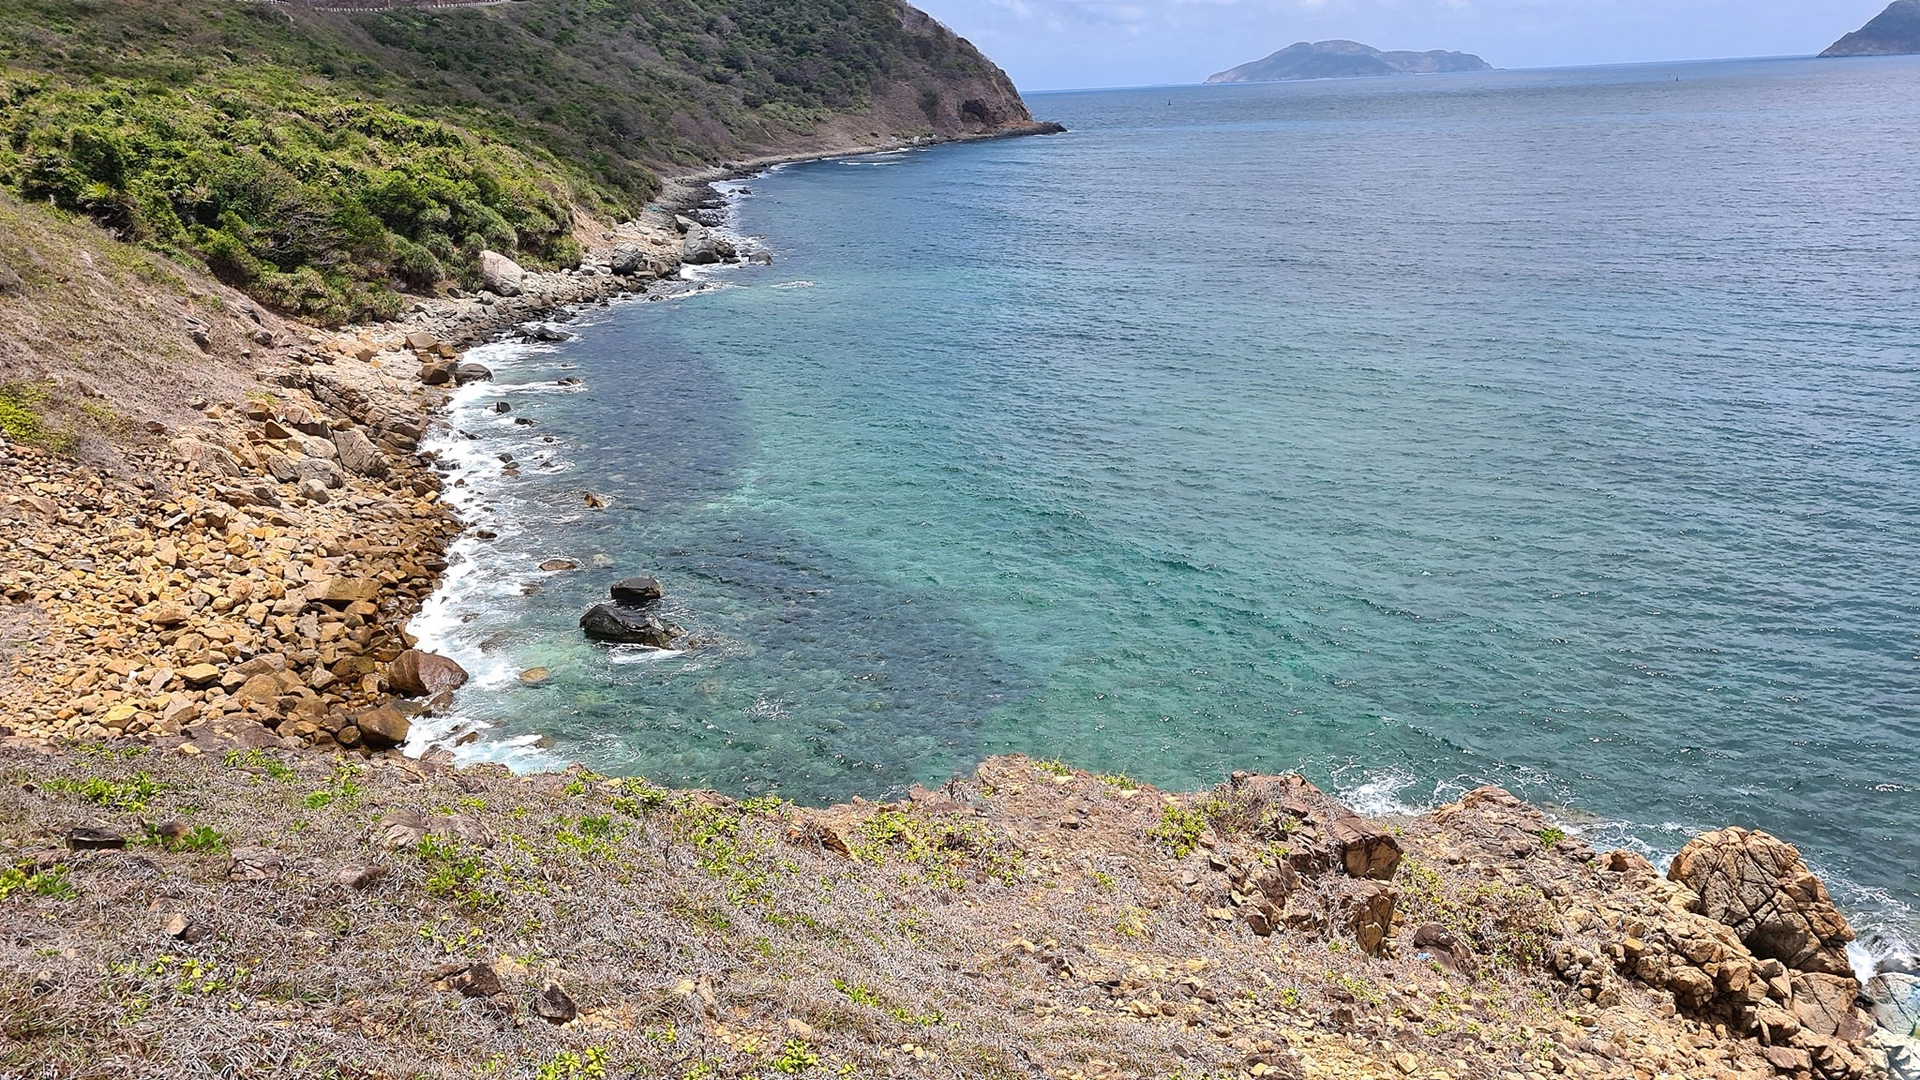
[0,747,1829,1080]
[0,192,285,467]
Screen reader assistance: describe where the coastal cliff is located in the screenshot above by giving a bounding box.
[0,0,1054,323]
[1822,1,1920,57]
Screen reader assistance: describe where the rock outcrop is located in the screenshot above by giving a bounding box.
[1822,0,1920,57]
[385,650,469,699]
[479,250,525,296]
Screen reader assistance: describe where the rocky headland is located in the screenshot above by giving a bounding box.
[1822,1,1920,57]
[1206,41,1491,84]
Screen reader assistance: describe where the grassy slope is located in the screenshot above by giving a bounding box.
[0,0,1029,321]
[0,746,1777,1080]
[0,189,279,458]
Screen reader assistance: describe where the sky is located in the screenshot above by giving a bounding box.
[911,0,1898,90]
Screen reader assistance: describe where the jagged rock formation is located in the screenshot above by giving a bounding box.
[1207,40,1491,83]
[1822,1,1920,56]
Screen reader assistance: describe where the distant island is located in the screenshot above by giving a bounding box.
[1206,40,1491,83]
[1822,0,1920,56]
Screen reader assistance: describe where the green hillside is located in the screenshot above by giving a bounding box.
[0,0,1035,321]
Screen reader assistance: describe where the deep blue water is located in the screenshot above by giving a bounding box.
[415,56,1920,945]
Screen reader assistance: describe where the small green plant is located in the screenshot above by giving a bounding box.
[1095,772,1137,791]
[1537,826,1567,849]
[224,749,296,782]
[772,1039,819,1074]
[555,815,623,860]
[611,777,670,815]
[534,1047,607,1080]
[832,978,882,1006]
[1090,870,1117,891]
[1147,803,1207,857]
[0,381,73,451]
[416,835,499,910]
[47,772,163,812]
[0,863,76,901]
[144,823,228,853]
[303,764,364,810]
[1032,758,1071,778]
[1276,986,1301,1008]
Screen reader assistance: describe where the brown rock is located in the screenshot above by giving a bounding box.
[538,559,578,572]
[1227,772,1402,880]
[178,663,221,688]
[355,706,409,749]
[447,963,503,998]
[337,864,390,890]
[227,846,283,881]
[386,650,469,698]
[315,578,380,607]
[609,575,664,605]
[1668,827,1855,975]
[378,808,431,850]
[518,667,552,687]
[533,982,577,1024]
[66,827,126,850]
[147,603,191,628]
[332,427,389,479]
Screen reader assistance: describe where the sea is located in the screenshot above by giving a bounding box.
[410,55,1920,958]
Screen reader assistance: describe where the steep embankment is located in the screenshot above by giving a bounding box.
[0,0,1049,322]
[1822,1,1920,57]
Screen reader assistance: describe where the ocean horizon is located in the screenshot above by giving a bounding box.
[412,56,1920,957]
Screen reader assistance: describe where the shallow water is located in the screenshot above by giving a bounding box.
[412,56,1920,944]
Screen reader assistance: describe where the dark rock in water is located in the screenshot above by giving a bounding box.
[454,363,493,385]
[610,575,664,605]
[557,377,582,387]
[492,402,511,414]
[515,417,535,426]
[579,603,680,647]
[515,323,572,343]
[1207,39,1490,82]
[1823,0,1920,56]
[748,251,774,265]
[539,558,579,572]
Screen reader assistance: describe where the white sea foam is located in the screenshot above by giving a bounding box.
[770,280,816,290]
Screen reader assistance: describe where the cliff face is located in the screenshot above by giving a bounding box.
[0,0,1055,322]
[1822,0,1920,56]
[1207,40,1491,83]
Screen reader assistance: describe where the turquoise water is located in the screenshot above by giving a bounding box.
[414,56,1920,942]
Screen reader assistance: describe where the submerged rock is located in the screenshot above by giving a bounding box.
[579,604,679,648]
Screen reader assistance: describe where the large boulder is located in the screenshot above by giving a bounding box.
[387,650,469,698]
[172,437,243,477]
[355,705,410,749]
[1668,827,1856,976]
[608,242,648,275]
[579,604,680,647]
[332,426,389,479]
[1866,972,1920,1037]
[479,250,525,296]
[454,363,493,386]
[609,575,664,605]
[681,224,737,266]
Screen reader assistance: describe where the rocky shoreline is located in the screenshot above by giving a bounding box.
[2,128,1915,1078]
